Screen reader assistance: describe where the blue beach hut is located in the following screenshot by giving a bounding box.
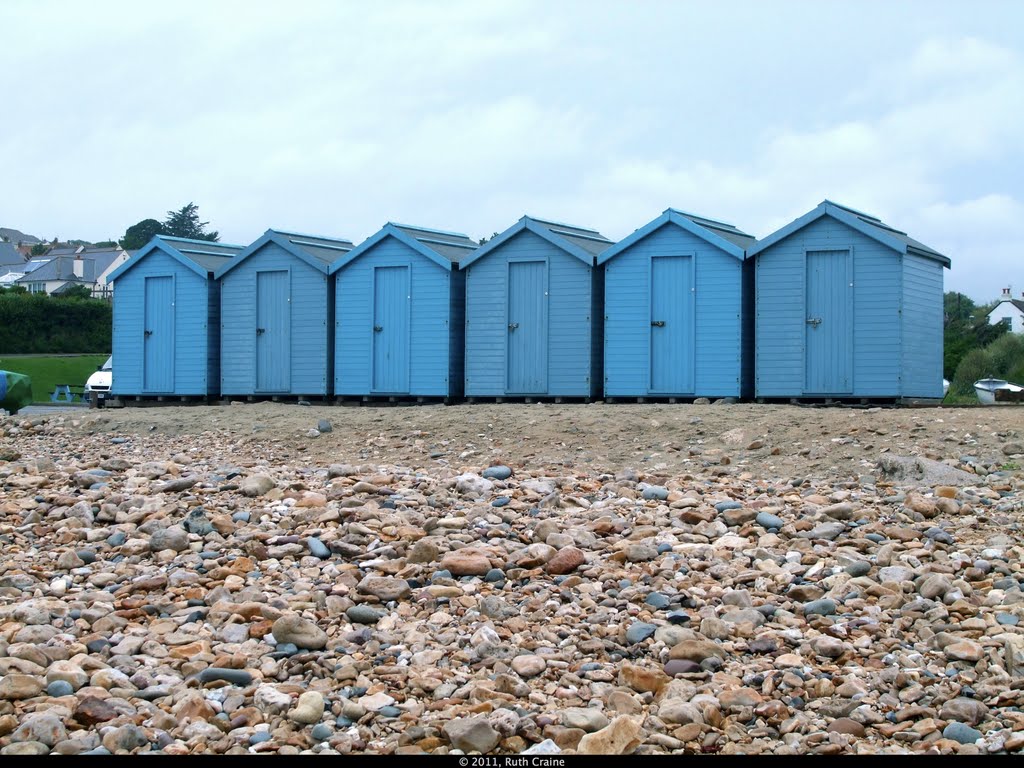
[461,216,612,399]
[751,200,949,400]
[216,229,353,397]
[599,209,755,399]
[108,236,244,398]
[329,223,476,399]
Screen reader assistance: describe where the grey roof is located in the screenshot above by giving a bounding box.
[272,230,354,265]
[16,256,97,284]
[158,236,245,273]
[665,208,757,250]
[0,242,25,267]
[0,228,41,245]
[822,200,946,261]
[14,248,129,284]
[527,216,614,256]
[22,258,51,273]
[390,223,477,263]
[83,248,126,277]
[47,246,85,257]
[990,298,1024,315]
[50,280,94,295]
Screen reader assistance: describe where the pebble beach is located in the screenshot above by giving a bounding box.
[1,402,1023,755]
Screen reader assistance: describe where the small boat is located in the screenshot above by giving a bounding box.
[974,377,1024,405]
[0,370,32,415]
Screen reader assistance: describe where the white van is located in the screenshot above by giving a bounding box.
[85,356,112,406]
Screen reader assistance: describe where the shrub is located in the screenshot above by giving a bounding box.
[951,349,991,396]
[0,292,111,353]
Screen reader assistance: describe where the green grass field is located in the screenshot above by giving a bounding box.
[0,354,108,403]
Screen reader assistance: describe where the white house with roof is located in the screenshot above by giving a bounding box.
[988,288,1024,333]
[13,247,129,298]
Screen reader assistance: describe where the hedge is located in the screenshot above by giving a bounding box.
[0,292,112,353]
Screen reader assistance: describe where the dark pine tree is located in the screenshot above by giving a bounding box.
[163,203,219,242]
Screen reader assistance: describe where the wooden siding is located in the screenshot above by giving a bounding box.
[902,253,945,397]
[465,230,595,397]
[603,224,743,397]
[112,249,211,396]
[755,216,902,397]
[335,237,453,397]
[220,242,329,396]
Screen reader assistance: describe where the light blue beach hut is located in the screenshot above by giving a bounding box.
[109,236,244,397]
[461,216,612,399]
[752,200,949,400]
[217,229,353,397]
[600,209,755,399]
[330,223,476,399]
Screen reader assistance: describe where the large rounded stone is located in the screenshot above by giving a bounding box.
[0,674,42,700]
[10,713,67,747]
[289,691,325,725]
[577,716,643,755]
[511,655,547,678]
[356,576,411,602]
[241,474,275,497]
[443,716,500,753]
[441,549,493,577]
[271,615,328,650]
[149,526,189,552]
[545,547,586,575]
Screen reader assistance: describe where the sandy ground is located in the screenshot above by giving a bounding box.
[78,402,1024,484]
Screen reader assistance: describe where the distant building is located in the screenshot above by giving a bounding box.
[987,288,1024,333]
[13,246,129,298]
[0,271,24,288]
[0,241,26,270]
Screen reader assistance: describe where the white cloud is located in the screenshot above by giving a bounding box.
[0,5,1020,305]
[909,195,1024,301]
[581,35,1024,301]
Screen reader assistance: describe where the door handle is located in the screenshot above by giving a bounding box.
[651,320,665,327]
[144,330,153,337]
[508,322,519,331]
[256,328,265,335]
[806,318,822,327]
[374,325,383,332]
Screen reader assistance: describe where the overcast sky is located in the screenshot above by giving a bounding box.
[2,1,1021,301]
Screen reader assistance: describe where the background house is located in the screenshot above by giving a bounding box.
[0,242,26,280]
[10,246,129,298]
[987,288,1024,333]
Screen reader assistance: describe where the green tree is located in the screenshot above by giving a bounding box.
[163,203,219,241]
[30,243,49,256]
[93,240,118,248]
[119,218,165,250]
[943,292,1007,379]
[944,291,976,324]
